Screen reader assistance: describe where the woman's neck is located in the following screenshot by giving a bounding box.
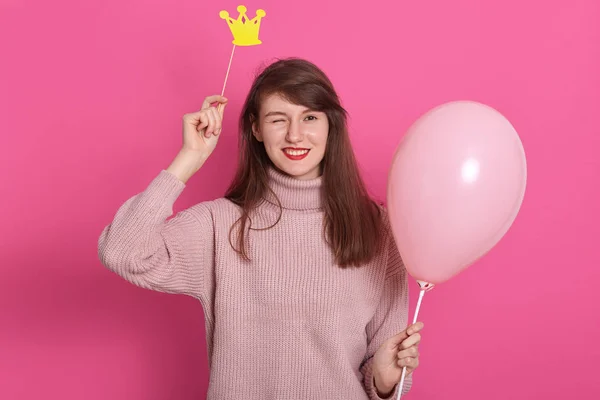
[263,166,323,211]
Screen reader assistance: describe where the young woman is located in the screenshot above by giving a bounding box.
[98,58,423,400]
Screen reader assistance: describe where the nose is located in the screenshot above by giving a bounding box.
[286,120,304,144]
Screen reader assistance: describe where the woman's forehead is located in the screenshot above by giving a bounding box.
[260,93,317,115]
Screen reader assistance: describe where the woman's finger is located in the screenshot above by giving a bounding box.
[196,111,209,133]
[397,357,413,368]
[397,356,419,370]
[208,107,222,136]
[217,101,227,118]
[397,346,419,360]
[204,109,217,138]
[183,111,202,126]
[202,95,227,110]
[407,322,424,336]
[399,333,421,350]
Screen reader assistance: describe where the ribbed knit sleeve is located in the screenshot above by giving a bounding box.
[97,170,215,300]
[360,220,412,399]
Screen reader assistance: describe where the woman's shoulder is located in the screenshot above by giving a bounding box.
[186,197,241,217]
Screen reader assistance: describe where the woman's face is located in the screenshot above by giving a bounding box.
[253,93,329,180]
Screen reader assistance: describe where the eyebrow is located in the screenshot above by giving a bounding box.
[264,109,316,117]
[264,111,288,117]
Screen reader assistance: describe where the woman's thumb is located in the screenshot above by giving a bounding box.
[217,101,227,118]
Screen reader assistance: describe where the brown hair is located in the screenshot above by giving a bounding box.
[224,57,382,268]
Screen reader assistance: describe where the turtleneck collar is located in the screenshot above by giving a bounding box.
[263,166,323,211]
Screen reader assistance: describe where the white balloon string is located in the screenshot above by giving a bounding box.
[396,286,427,400]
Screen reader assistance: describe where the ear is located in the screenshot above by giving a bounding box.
[251,116,263,142]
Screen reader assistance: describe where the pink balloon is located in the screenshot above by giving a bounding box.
[387,101,527,285]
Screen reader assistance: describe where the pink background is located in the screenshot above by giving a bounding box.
[1,0,598,399]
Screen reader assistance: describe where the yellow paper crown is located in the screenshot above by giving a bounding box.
[219,5,266,46]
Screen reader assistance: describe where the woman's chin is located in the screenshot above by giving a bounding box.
[274,161,320,180]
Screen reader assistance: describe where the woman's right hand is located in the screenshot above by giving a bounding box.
[182,94,228,155]
[167,95,228,183]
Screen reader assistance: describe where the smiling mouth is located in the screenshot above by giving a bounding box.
[282,148,310,160]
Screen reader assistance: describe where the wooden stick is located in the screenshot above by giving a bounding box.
[218,44,236,114]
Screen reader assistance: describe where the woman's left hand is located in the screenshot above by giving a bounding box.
[371,322,424,396]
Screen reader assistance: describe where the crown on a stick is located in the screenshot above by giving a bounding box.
[219,5,266,46]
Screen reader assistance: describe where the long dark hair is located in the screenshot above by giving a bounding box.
[224,58,382,268]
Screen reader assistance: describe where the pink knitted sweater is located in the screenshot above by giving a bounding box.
[98,167,412,399]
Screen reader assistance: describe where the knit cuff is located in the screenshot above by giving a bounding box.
[363,357,412,400]
[147,169,186,201]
